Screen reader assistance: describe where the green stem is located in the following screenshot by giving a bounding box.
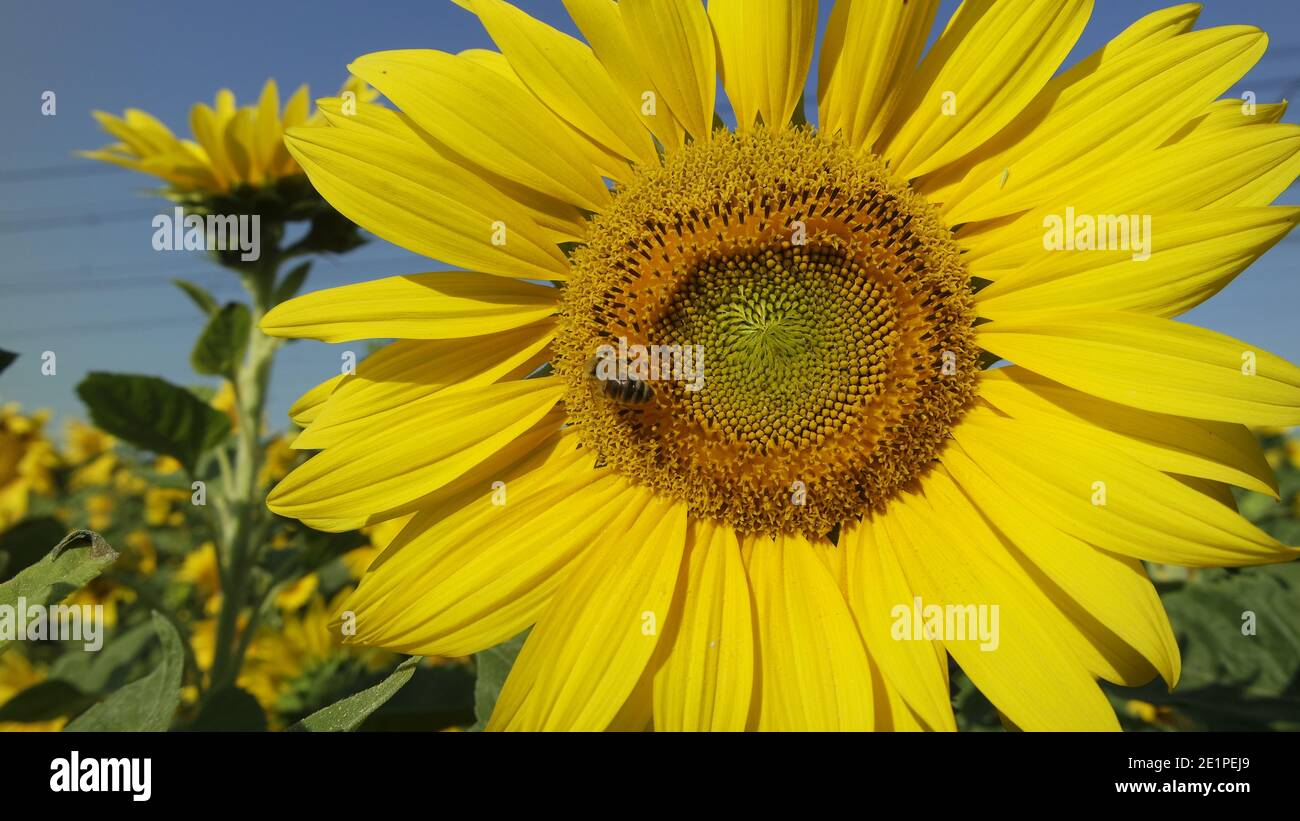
[207,252,283,696]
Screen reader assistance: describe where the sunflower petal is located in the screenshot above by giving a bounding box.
[468,0,658,167]
[841,518,956,731]
[951,406,1296,567]
[878,0,1093,179]
[349,49,610,211]
[490,493,688,730]
[652,519,754,732]
[747,533,875,731]
[709,0,817,130]
[261,273,557,343]
[977,311,1300,426]
[885,476,1120,730]
[818,0,939,151]
[619,0,716,141]
[267,377,565,522]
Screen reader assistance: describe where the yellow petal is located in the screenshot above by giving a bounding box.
[288,374,345,427]
[562,0,686,150]
[253,78,281,180]
[267,377,565,522]
[652,519,754,732]
[841,518,956,731]
[295,322,554,450]
[951,405,1296,567]
[490,493,688,730]
[284,118,571,280]
[975,208,1300,318]
[261,273,557,343]
[817,0,938,151]
[316,94,587,242]
[349,49,610,211]
[619,0,716,141]
[708,0,817,130]
[878,0,1092,179]
[940,23,1267,223]
[468,0,658,166]
[942,445,1181,687]
[885,474,1120,730]
[747,533,875,731]
[978,367,1277,497]
[341,435,637,656]
[977,311,1300,426]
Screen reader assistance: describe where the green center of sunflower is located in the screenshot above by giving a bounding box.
[557,127,979,537]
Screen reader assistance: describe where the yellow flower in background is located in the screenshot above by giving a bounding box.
[0,652,67,732]
[178,541,222,614]
[121,530,158,577]
[263,1,1300,731]
[85,493,115,531]
[210,381,239,431]
[65,580,135,629]
[274,573,319,611]
[144,486,190,528]
[258,435,299,487]
[62,420,115,464]
[153,455,184,475]
[0,404,57,532]
[81,77,376,196]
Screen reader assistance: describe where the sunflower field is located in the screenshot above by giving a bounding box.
[3,0,1300,736]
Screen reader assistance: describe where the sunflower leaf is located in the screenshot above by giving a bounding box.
[64,611,184,731]
[0,530,118,657]
[273,261,312,305]
[287,656,420,732]
[171,278,219,316]
[470,630,528,731]
[191,302,251,377]
[76,372,231,470]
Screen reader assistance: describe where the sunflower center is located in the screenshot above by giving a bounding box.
[557,127,979,537]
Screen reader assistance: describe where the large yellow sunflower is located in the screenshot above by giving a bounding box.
[262,0,1300,731]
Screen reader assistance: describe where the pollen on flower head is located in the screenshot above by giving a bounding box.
[557,127,979,537]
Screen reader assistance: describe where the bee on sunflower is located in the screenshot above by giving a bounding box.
[261,0,1300,730]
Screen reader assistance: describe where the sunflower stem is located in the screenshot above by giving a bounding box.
[207,246,284,698]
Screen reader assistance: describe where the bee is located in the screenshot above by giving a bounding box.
[585,354,655,407]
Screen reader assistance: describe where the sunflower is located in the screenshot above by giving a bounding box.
[262,0,1300,731]
[82,77,375,196]
[0,404,57,533]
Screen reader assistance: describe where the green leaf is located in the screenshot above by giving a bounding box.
[187,686,268,732]
[64,611,184,732]
[76,372,231,470]
[191,302,251,376]
[0,679,97,723]
[470,631,527,731]
[48,619,160,694]
[0,516,66,582]
[0,530,118,656]
[273,261,312,305]
[0,348,16,377]
[171,278,219,316]
[288,656,420,732]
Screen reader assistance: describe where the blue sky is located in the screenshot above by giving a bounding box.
[2,0,1298,434]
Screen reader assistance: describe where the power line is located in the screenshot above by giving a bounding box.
[0,210,157,234]
[0,163,123,184]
